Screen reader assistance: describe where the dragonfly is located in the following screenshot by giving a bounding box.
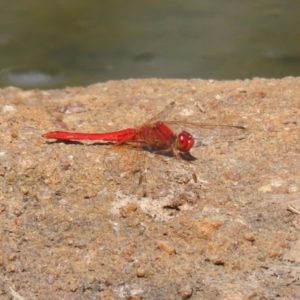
[42,102,245,199]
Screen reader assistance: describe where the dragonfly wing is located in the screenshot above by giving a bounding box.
[143,101,175,124]
[98,131,206,221]
[103,144,146,197]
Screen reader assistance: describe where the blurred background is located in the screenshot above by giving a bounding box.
[0,0,299,89]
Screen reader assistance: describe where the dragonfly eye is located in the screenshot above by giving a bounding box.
[177,131,194,152]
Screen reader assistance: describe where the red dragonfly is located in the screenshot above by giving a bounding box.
[42,102,244,199]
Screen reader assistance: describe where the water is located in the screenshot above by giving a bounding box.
[0,0,299,89]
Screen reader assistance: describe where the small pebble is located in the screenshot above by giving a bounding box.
[178,284,193,299]
[244,233,255,242]
[47,274,56,284]
[14,209,23,217]
[136,268,145,277]
[6,263,15,272]
[156,241,176,255]
[120,202,137,218]
[69,282,78,292]
[8,253,17,261]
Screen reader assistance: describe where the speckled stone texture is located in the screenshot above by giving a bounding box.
[0,78,299,299]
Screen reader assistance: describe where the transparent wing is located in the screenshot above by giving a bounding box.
[143,101,175,124]
[140,102,245,146]
[103,142,201,219]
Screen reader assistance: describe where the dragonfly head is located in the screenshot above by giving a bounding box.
[176,131,195,152]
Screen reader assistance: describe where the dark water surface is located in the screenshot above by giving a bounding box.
[0,0,299,89]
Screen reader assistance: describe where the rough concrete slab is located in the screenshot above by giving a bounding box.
[0,78,299,299]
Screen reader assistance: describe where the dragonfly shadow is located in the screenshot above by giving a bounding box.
[45,140,114,146]
[141,144,197,162]
[44,140,84,145]
[88,141,115,146]
[179,152,197,162]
